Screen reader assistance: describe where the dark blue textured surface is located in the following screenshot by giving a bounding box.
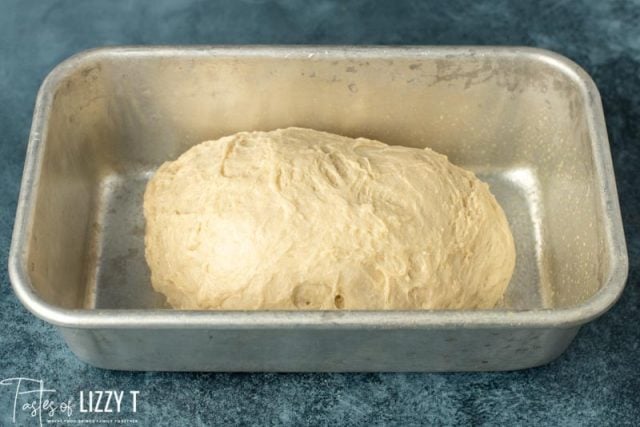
[1,1,639,425]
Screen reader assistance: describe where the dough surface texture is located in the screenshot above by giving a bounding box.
[144,127,515,310]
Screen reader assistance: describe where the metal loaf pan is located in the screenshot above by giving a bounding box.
[9,46,628,371]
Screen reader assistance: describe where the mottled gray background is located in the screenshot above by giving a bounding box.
[1,1,638,425]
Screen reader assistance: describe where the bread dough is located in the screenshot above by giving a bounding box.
[144,127,515,310]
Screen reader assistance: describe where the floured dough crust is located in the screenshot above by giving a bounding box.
[144,127,515,310]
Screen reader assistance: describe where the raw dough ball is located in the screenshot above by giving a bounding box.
[144,128,515,310]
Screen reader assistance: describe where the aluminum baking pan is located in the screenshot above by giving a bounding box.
[8,46,628,371]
